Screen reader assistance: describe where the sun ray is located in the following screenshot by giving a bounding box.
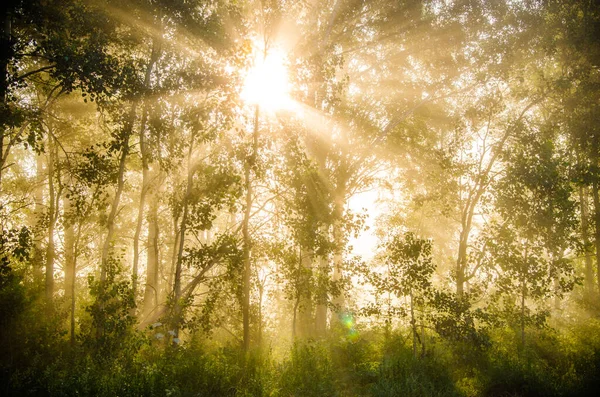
[241,45,292,111]
[88,0,216,58]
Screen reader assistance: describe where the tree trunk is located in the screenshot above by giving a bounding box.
[521,278,526,348]
[45,135,56,300]
[410,289,417,359]
[298,247,313,338]
[456,199,477,299]
[456,232,467,298]
[132,38,160,300]
[242,157,251,350]
[314,254,328,336]
[172,131,196,339]
[0,5,12,188]
[142,171,161,318]
[242,105,259,351]
[420,318,426,357]
[167,217,179,298]
[592,178,600,295]
[330,189,345,325]
[292,297,300,340]
[101,103,137,282]
[63,195,76,344]
[580,186,594,298]
[64,196,75,300]
[521,242,528,349]
[521,240,529,349]
[172,205,187,339]
[258,281,264,346]
[132,148,148,300]
[31,153,45,284]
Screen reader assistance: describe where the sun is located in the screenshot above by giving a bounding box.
[241,47,291,111]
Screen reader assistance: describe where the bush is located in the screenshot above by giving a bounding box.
[371,336,459,397]
[277,341,337,396]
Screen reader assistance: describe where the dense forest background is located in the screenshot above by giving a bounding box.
[2,0,600,395]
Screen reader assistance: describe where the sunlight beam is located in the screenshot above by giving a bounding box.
[241,47,291,111]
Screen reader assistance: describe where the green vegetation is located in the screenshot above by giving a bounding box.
[3,296,600,396]
[2,0,600,395]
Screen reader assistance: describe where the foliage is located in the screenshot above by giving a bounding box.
[277,342,337,397]
[83,256,137,361]
[372,336,459,397]
[1,0,600,395]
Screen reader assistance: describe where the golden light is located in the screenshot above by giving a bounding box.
[241,47,291,111]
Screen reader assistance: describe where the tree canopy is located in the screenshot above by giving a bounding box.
[2,1,600,396]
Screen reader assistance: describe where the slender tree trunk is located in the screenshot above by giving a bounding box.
[64,196,75,300]
[314,254,328,336]
[592,178,600,295]
[305,115,331,335]
[0,5,11,188]
[299,247,313,338]
[45,135,56,300]
[32,154,45,284]
[456,204,475,299]
[172,132,196,339]
[456,199,479,298]
[63,195,77,344]
[172,205,188,338]
[456,235,467,298]
[64,194,76,334]
[410,289,417,359]
[242,105,259,351]
[132,150,148,299]
[258,282,264,346]
[292,297,300,340]
[101,103,137,282]
[132,39,161,300]
[580,186,594,298]
[242,151,252,350]
[330,189,345,326]
[420,317,426,357]
[521,279,526,348]
[168,216,179,298]
[70,256,76,345]
[142,173,161,318]
[521,243,528,349]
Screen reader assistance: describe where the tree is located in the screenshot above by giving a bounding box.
[485,122,578,346]
[358,231,435,357]
[542,0,600,296]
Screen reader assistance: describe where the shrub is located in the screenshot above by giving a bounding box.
[277,341,337,396]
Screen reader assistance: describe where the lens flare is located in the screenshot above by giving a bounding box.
[340,312,359,342]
